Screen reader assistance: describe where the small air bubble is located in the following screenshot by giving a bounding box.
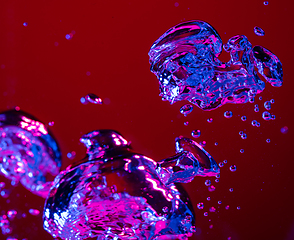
[207,118,213,123]
[65,33,73,40]
[207,197,211,201]
[251,120,258,126]
[191,129,201,138]
[262,111,271,121]
[259,96,262,100]
[219,162,224,167]
[224,111,233,118]
[209,207,216,212]
[184,121,189,126]
[223,160,227,164]
[214,142,218,146]
[240,149,244,153]
[29,209,40,216]
[254,26,265,36]
[48,121,54,126]
[281,126,289,134]
[237,206,241,210]
[241,133,247,139]
[225,205,230,210]
[263,1,269,5]
[266,139,270,143]
[229,188,234,192]
[218,201,222,204]
[23,22,28,27]
[197,202,204,209]
[180,104,193,116]
[241,116,247,121]
[230,165,237,172]
[204,212,208,216]
[205,180,211,186]
[208,185,216,192]
[199,141,206,147]
[264,101,271,110]
[67,151,76,160]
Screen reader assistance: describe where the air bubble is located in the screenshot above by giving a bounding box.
[230,165,237,172]
[229,188,234,192]
[208,185,216,192]
[209,207,216,212]
[214,142,218,146]
[7,210,17,220]
[204,212,208,216]
[223,160,227,164]
[262,111,271,121]
[264,101,271,110]
[184,121,189,126]
[23,22,28,27]
[251,120,258,126]
[218,201,222,204]
[191,129,201,138]
[254,107,259,112]
[207,197,211,201]
[237,206,241,210]
[180,104,193,116]
[219,162,224,167]
[239,131,243,135]
[254,26,265,36]
[270,99,275,103]
[240,149,244,153]
[207,118,213,123]
[29,209,40,216]
[224,111,233,118]
[197,202,204,209]
[48,121,54,126]
[65,33,73,40]
[241,116,247,121]
[263,1,269,5]
[67,151,76,160]
[241,133,247,139]
[266,139,270,143]
[281,126,289,134]
[199,141,206,147]
[205,180,211,186]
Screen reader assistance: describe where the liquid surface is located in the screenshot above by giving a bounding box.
[149,21,283,110]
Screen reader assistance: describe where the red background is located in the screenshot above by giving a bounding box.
[0,0,293,239]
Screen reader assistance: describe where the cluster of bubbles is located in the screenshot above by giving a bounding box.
[149,20,283,111]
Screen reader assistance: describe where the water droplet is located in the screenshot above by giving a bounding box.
[254,26,265,36]
[207,197,211,201]
[23,22,28,27]
[229,188,234,192]
[218,201,222,204]
[266,139,270,143]
[241,133,247,139]
[184,121,189,126]
[264,101,271,110]
[180,104,193,116]
[230,165,237,172]
[205,180,211,186]
[241,116,247,121]
[225,205,230,210]
[224,111,233,118]
[219,162,224,167]
[237,206,241,210]
[191,129,201,138]
[263,1,269,5]
[48,121,54,126]
[209,207,216,212]
[204,212,208,216]
[197,202,204,209]
[208,185,216,192]
[29,209,40,216]
[281,126,289,134]
[262,111,271,121]
[207,118,213,123]
[240,149,244,153]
